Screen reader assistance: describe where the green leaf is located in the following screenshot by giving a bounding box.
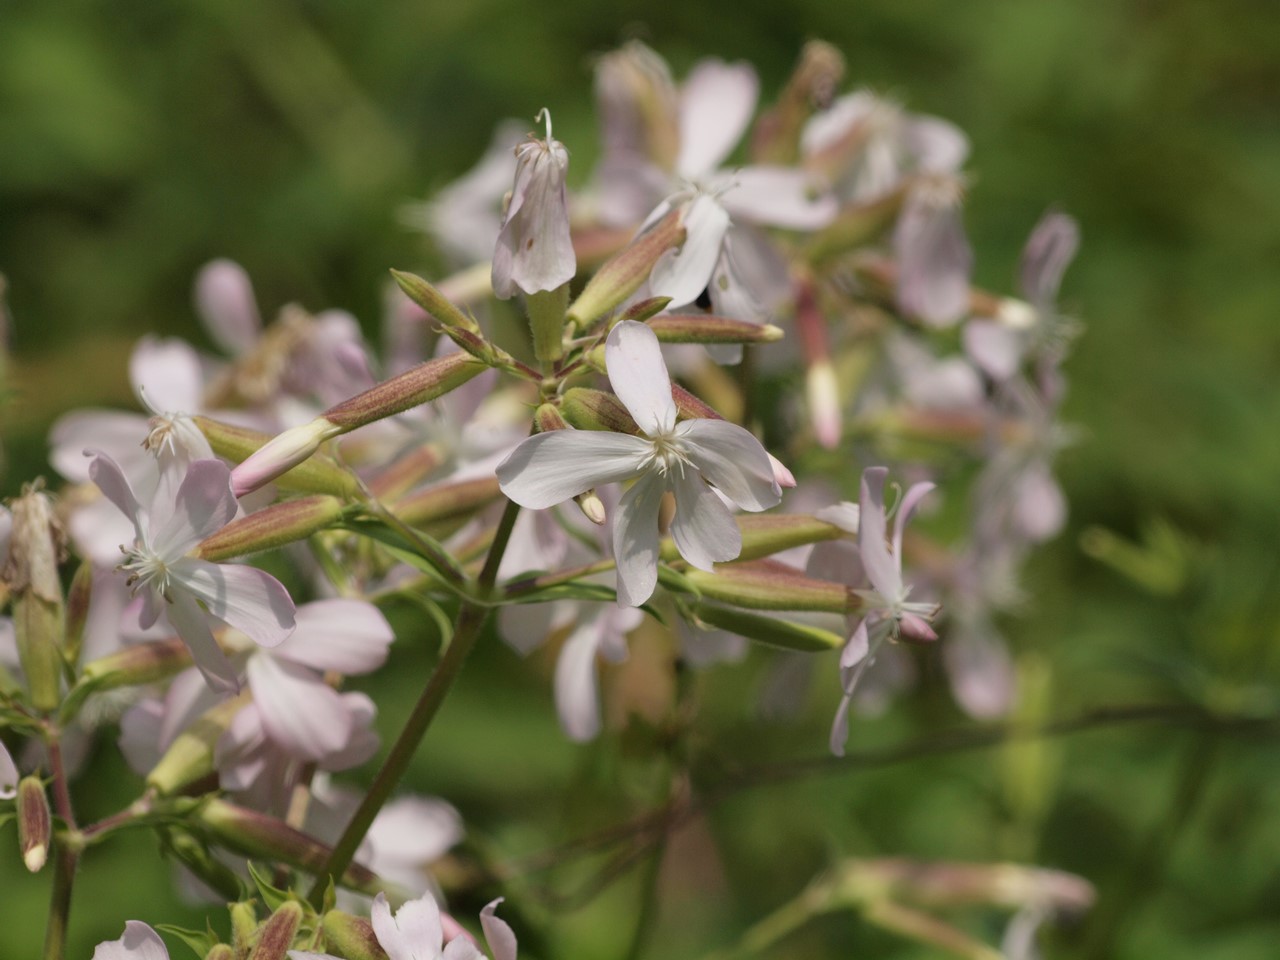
[247,860,293,912]
[154,924,216,959]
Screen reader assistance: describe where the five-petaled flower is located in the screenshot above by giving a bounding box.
[496,320,782,606]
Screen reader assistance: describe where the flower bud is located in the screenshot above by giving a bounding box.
[734,514,846,562]
[366,445,446,500]
[195,416,362,498]
[389,269,482,335]
[322,911,389,960]
[693,603,844,652]
[231,901,259,955]
[567,209,685,329]
[534,402,569,434]
[249,901,304,960]
[148,695,248,795]
[17,775,51,873]
[646,314,784,345]
[3,486,66,712]
[205,946,235,960]
[752,40,845,164]
[62,561,93,671]
[682,560,855,613]
[81,638,193,691]
[230,418,344,498]
[321,352,487,431]
[595,41,680,172]
[560,388,640,434]
[392,477,503,530]
[194,496,346,562]
[619,296,672,323]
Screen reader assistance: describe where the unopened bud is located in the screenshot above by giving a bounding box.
[17,775,51,872]
[230,418,344,498]
[62,561,93,671]
[204,946,235,960]
[392,477,503,530]
[751,40,845,164]
[567,210,685,329]
[595,41,680,171]
[560,388,640,434]
[619,296,673,323]
[682,560,854,614]
[646,314,785,345]
[322,911,389,960]
[4,486,66,712]
[322,352,487,431]
[693,603,843,653]
[196,416,362,498]
[249,901,304,960]
[807,361,842,449]
[734,514,846,562]
[576,490,607,526]
[534,402,569,434]
[195,495,346,562]
[390,269,482,334]
[148,695,247,795]
[231,901,259,956]
[82,638,193,691]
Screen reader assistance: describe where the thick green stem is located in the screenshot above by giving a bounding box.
[42,736,79,960]
[307,497,523,906]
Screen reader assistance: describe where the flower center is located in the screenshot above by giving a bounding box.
[120,547,172,600]
[645,431,693,478]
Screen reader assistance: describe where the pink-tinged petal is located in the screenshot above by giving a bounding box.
[829,691,854,758]
[903,116,969,174]
[1020,211,1079,307]
[944,619,1016,719]
[498,598,575,656]
[678,419,780,512]
[492,137,575,298]
[898,612,938,643]
[371,893,419,960]
[92,921,170,960]
[160,667,227,749]
[50,410,148,484]
[894,192,973,328]
[69,496,141,567]
[443,938,485,960]
[130,336,204,414]
[118,699,165,777]
[496,430,649,509]
[172,558,295,647]
[317,692,380,771]
[167,591,241,694]
[669,471,741,571]
[605,320,677,435]
[271,600,393,674]
[719,166,838,230]
[87,452,144,543]
[215,704,270,792]
[150,459,240,558]
[768,454,796,490]
[648,194,731,309]
[840,619,871,675]
[612,472,666,607]
[246,654,352,761]
[555,618,605,741]
[195,259,262,355]
[0,740,18,799]
[892,481,936,559]
[806,539,862,588]
[1013,463,1066,542]
[963,319,1023,381]
[367,795,464,867]
[481,900,519,960]
[858,467,900,600]
[676,59,759,179]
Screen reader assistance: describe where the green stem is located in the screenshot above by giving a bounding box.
[307,497,523,906]
[43,735,78,960]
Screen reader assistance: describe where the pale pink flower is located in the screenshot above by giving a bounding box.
[496,321,781,606]
[92,922,170,960]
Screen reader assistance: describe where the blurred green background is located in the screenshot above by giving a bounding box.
[3,0,1280,957]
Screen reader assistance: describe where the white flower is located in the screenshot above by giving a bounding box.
[496,321,781,606]
[92,921,170,960]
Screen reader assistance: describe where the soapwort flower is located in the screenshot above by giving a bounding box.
[92,922,170,960]
[496,320,781,606]
[90,453,296,692]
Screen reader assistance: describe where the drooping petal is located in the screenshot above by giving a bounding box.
[892,481,936,559]
[605,320,677,435]
[492,137,575,298]
[828,691,854,758]
[246,654,353,761]
[719,166,838,230]
[87,452,145,544]
[270,599,393,674]
[677,418,780,511]
[903,116,970,174]
[669,470,741,571]
[172,558,296,648]
[612,472,667,607]
[150,459,240,559]
[554,616,606,741]
[481,899,519,960]
[92,921,171,960]
[1019,211,1080,308]
[648,194,731,310]
[130,336,205,414]
[857,467,900,601]
[676,59,759,179]
[195,258,262,356]
[496,430,649,510]
[166,591,241,694]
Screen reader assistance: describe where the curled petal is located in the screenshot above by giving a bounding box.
[676,58,759,179]
[172,558,296,648]
[678,418,780,511]
[669,471,741,571]
[606,320,677,435]
[496,431,649,510]
[892,481,936,559]
[195,258,262,355]
[491,138,575,298]
[481,899,519,960]
[1020,211,1080,307]
[649,194,731,310]
[612,472,666,607]
[92,921,170,960]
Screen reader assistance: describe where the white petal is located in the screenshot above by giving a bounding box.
[150,459,239,559]
[271,600,393,674]
[903,116,970,174]
[0,740,18,799]
[963,319,1023,381]
[892,481,936,559]
[678,419,780,511]
[554,618,605,741]
[669,470,741,571]
[317,692,380,771]
[247,654,353,761]
[50,410,148,483]
[172,558,296,648]
[944,618,1016,719]
[676,59,759,179]
[828,691,854,758]
[605,320,677,435]
[380,892,445,960]
[195,259,262,355]
[496,431,649,510]
[857,467,900,601]
[87,452,144,544]
[612,472,666,607]
[130,336,205,414]
[648,194,731,310]
[894,193,973,328]
[1013,463,1066,542]
[442,940,485,960]
[368,796,464,867]
[92,921,170,960]
[372,893,421,960]
[481,899,519,960]
[167,591,240,694]
[492,138,575,298]
[719,166,837,230]
[1020,211,1080,307]
[160,667,226,749]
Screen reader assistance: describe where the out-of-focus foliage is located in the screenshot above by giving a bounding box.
[2,1,1279,958]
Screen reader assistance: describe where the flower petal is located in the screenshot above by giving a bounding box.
[481,899,519,960]
[554,616,606,741]
[271,599,393,674]
[894,192,973,328]
[612,472,666,607]
[317,692,380,771]
[858,467,900,600]
[719,166,837,230]
[130,336,205,414]
[167,591,241,694]
[150,459,239,559]
[375,892,444,960]
[195,259,262,356]
[605,320,677,435]
[676,59,759,179]
[677,419,780,511]
[496,430,649,510]
[172,558,296,648]
[246,654,353,761]
[1020,211,1079,307]
[669,471,741,571]
[492,138,575,298]
[963,319,1023,381]
[87,452,144,544]
[648,194,731,310]
[892,481,936,559]
[0,740,18,799]
[92,921,171,960]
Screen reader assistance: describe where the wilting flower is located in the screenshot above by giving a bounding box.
[92,921,170,960]
[491,110,575,299]
[496,321,781,606]
[830,467,938,756]
[90,454,296,692]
